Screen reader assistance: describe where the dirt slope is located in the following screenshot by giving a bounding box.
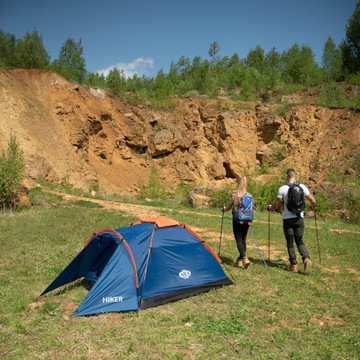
[0,69,359,196]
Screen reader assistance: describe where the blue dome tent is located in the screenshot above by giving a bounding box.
[40,217,233,316]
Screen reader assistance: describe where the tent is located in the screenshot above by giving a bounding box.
[40,217,233,316]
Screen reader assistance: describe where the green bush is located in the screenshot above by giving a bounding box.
[270,101,295,116]
[173,181,193,206]
[314,184,360,223]
[138,166,167,200]
[339,186,360,223]
[248,179,282,211]
[0,135,25,210]
[258,162,271,175]
[209,186,232,208]
[311,190,331,214]
[318,83,348,107]
[347,72,360,85]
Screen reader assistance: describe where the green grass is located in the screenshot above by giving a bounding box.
[0,191,359,359]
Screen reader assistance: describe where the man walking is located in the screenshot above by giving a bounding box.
[267,168,316,274]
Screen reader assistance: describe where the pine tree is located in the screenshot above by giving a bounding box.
[52,38,87,83]
[322,37,343,81]
[341,1,360,74]
[16,29,50,69]
[0,135,25,210]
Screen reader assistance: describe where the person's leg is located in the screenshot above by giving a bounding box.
[240,224,250,268]
[283,219,297,264]
[293,218,312,274]
[233,221,246,263]
[233,221,246,259]
[293,218,309,260]
[239,223,249,256]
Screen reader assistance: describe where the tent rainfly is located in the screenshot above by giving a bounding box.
[40,217,233,316]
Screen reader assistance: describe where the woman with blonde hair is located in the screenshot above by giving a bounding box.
[222,176,252,268]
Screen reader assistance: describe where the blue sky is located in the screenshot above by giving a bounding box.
[0,0,357,78]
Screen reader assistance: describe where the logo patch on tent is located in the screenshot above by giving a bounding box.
[179,269,191,279]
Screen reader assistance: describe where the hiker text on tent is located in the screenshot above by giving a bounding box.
[102,296,123,303]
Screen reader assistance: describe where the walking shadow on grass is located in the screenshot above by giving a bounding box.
[219,254,235,267]
[265,259,313,275]
[221,254,313,276]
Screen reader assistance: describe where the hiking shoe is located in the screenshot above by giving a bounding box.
[303,258,312,275]
[242,257,251,269]
[234,258,242,267]
[287,263,299,273]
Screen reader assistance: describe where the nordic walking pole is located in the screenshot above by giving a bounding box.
[267,210,271,261]
[218,207,225,256]
[248,226,268,270]
[314,210,321,263]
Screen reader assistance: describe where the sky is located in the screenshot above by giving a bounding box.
[0,0,358,78]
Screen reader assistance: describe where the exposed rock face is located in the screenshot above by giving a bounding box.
[0,69,359,196]
[189,186,219,208]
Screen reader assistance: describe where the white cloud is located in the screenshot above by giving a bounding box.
[98,57,154,78]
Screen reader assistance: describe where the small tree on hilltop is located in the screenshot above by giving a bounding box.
[16,29,50,69]
[322,37,344,81]
[51,38,87,84]
[0,135,25,210]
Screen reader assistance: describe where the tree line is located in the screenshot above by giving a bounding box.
[0,2,359,107]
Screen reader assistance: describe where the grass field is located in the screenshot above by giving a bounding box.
[1,189,359,359]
